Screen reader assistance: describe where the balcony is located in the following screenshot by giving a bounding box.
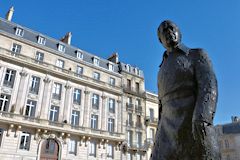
[128,142,148,151]
[146,138,154,146]
[135,122,143,129]
[123,85,145,98]
[126,120,134,127]
[0,47,122,94]
[0,111,124,140]
[145,116,158,126]
[135,105,143,115]
[126,103,134,111]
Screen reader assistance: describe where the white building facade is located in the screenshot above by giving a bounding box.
[0,7,159,160]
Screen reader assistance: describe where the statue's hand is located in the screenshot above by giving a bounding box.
[192,121,208,142]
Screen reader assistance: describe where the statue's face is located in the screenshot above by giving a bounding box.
[158,21,181,51]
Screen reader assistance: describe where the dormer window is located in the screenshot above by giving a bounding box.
[76,50,83,60]
[15,27,24,37]
[135,68,140,75]
[93,57,100,66]
[58,43,65,52]
[126,64,130,72]
[108,63,114,72]
[38,36,46,45]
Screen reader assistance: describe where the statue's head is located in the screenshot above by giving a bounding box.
[157,20,182,51]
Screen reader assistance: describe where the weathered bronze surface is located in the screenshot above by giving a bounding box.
[151,20,220,160]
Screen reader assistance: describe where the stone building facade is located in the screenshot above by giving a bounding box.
[0,7,159,160]
[215,117,240,160]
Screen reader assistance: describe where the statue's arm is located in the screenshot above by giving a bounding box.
[192,49,218,125]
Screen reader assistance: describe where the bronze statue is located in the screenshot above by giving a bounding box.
[151,20,220,160]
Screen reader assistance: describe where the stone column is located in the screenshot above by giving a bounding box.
[63,82,72,123]
[15,69,28,114]
[40,76,51,120]
[101,93,107,130]
[82,87,90,127]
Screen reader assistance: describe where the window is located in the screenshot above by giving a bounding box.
[35,52,44,63]
[3,69,16,88]
[19,132,31,150]
[49,106,59,122]
[126,64,130,72]
[136,115,142,128]
[0,94,10,112]
[52,83,62,100]
[127,97,132,104]
[56,59,64,69]
[135,68,140,75]
[37,36,46,45]
[68,139,77,155]
[91,114,98,129]
[108,98,115,113]
[45,139,56,154]
[127,113,133,126]
[76,66,83,76]
[73,89,81,105]
[25,100,37,117]
[15,27,24,37]
[149,108,154,122]
[136,132,142,148]
[108,63,114,71]
[93,72,100,80]
[11,43,22,54]
[136,154,142,160]
[225,139,229,148]
[76,50,83,59]
[135,82,140,93]
[71,110,80,126]
[127,153,133,160]
[92,94,99,109]
[89,141,96,157]
[109,77,115,86]
[58,43,65,52]
[93,57,99,66]
[149,128,155,139]
[136,99,141,106]
[0,129,3,146]
[107,144,114,158]
[127,131,133,146]
[108,118,115,132]
[29,76,40,94]
[127,79,131,89]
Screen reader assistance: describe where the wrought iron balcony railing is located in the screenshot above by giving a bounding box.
[0,111,123,138]
[126,103,134,111]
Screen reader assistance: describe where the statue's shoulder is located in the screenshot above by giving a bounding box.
[189,48,212,66]
[189,48,210,60]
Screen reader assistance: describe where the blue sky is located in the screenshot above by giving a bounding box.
[1,1,240,125]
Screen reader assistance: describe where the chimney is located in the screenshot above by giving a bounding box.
[108,52,119,63]
[6,6,14,21]
[60,32,72,45]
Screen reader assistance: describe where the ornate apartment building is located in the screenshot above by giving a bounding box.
[0,7,159,160]
[215,117,240,160]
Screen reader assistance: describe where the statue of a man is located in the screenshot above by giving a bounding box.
[151,20,220,160]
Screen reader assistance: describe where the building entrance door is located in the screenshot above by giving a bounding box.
[40,139,59,160]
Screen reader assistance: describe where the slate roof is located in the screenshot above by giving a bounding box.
[0,17,144,78]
